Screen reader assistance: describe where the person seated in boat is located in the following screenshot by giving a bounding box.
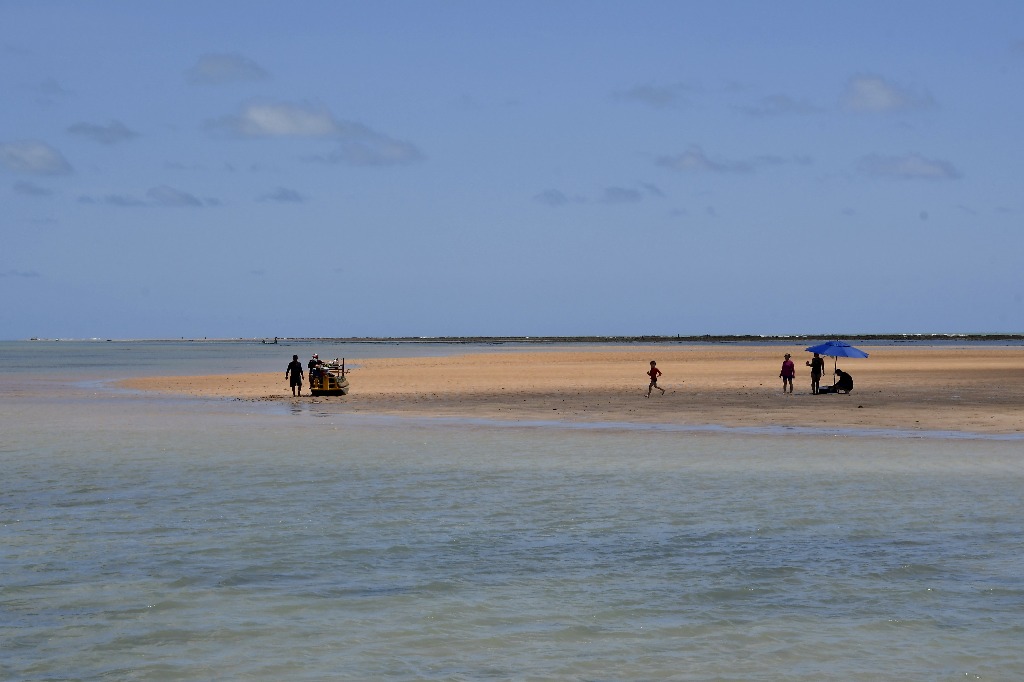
[832,368,854,394]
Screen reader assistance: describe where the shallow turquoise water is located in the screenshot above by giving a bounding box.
[2,342,1022,680]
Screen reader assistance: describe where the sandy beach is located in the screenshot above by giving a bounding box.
[119,345,1024,436]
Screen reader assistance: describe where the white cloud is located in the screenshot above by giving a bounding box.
[535,183,662,207]
[187,53,269,84]
[210,101,423,166]
[0,141,72,175]
[656,146,752,173]
[841,75,935,112]
[656,147,809,174]
[67,120,138,145]
[858,153,959,180]
[217,102,339,137]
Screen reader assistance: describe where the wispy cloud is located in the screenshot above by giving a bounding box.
[655,146,810,174]
[78,186,218,207]
[739,94,822,117]
[13,180,52,196]
[857,153,959,180]
[147,186,214,207]
[258,187,305,203]
[186,53,270,84]
[91,194,148,207]
[210,101,423,166]
[841,75,935,113]
[163,161,207,171]
[612,83,693,109]
[0,141,72,175]
[535,183,663,207]
[656,146,753,174]
[640,182,665,198]
[21,78,72,106]
[754,154,813,167]
[600,186,644,203]
[67,120,138,145]
[0,269,42,278]
[306,137,423,167]
[534,189,573,207]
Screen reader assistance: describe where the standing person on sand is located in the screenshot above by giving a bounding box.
[286,354,304,396]
[308,353,323,390]
[780,353,795,394]
[646,360,665,397]
[806,352,825,394]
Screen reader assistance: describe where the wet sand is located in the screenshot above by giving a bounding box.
[119,346,1024,436]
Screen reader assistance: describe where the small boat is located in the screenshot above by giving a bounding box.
[310,358,350,396]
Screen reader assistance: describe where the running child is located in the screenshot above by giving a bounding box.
[646,360,665,397]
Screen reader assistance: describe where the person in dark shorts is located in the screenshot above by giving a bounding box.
[806,352,825,394]
[646,360,665,397]
[780,353,795,394]
[286,354,304,396]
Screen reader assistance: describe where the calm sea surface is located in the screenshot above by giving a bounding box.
[2,341,1022,680]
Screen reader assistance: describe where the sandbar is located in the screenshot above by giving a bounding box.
[117,345,1024,436]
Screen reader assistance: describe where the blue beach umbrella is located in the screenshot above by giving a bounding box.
[804,340,869,375]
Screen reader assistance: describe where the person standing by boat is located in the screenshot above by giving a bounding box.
[286,354,304,396]
[308,353,323,390]
[780,353,795,394]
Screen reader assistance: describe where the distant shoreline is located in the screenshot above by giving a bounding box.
[24,333,1024,344]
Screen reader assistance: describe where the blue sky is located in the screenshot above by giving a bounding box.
[3,1,1022,339]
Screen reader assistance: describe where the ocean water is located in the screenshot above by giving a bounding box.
[2,341,1023,680]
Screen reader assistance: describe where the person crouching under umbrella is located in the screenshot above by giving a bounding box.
[832,368,854,394]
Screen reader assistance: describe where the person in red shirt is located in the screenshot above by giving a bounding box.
[646,360,665,398]
[780,353,795,394]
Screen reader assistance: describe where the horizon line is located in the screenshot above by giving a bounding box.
[18,332,1024,344]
